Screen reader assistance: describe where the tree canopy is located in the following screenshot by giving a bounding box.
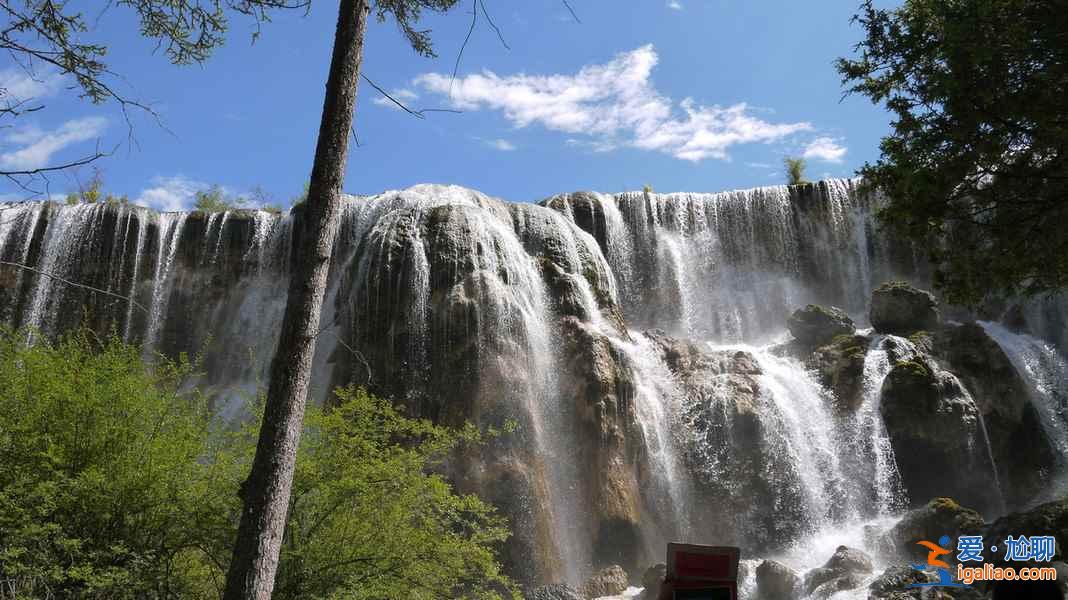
[837,0,1068,305]
[0,328,516,599]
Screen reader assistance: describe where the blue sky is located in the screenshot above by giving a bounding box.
[0,0,896,209]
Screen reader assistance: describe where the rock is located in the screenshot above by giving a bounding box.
[581,565,629,599]
[646,331,811,549]
[868,566,936,599]
[809,572,864,598]
[558,318,645,575]
[755,560,800,600]
[638,564,665,600]
[984,495,1068,566]
[803,567,840,595]
[807,333,870,411]
[803,546,873,596]
[787,304,856,347]
[933,322,1056,505]
[870,281,940,335]
[528,583,583,600]
[879,358,992,512]
[823,545,874,575]
[880,498,985,559]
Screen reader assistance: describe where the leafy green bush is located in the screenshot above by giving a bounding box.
[0,329,515,599]
[192,186,244,212]
[784,157,808,186]
[0,329,221,599]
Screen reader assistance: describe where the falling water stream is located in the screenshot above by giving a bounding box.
[1,181,1066,597]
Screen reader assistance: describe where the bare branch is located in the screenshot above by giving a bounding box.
[477,0,509,50]
[361,74,461,119]
[451,0,478,96]
[0,143,114,178]
[560,0,581,23]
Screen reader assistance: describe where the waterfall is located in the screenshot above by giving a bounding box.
[145,212,188,352]
[980,321,1068,461]
[845,334,910,515]
[2,181,1065,591]
[546,179,925,343]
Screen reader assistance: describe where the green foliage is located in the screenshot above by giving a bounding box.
[784,157,807,186]
[0,329,220,599]
[642,184,654,194]
[837,0,1068,305]
[373,0,464,57]
[193,186,246,212]
[268,388,517,599]
[0,329,516,599]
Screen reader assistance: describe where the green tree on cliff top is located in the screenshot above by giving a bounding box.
[838,0,1068,305]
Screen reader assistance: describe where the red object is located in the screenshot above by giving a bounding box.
[659,543,740,600]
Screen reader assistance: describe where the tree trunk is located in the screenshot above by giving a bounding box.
[222,1,369,598]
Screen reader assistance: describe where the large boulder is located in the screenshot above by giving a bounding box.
[646,331,813,550]
[807,334,870,411]
[933,322,1056,505]
[824,545,874,575]
[879,358,994,512]
[877,498,985,560]
[787,304,856,347]
[580,565,628,599]
[755,560,800,600]
[868,566,937,599]
[803,546,873,596]
[557,317,646,575]
[984,496,1068,566]
[870,281,941,335]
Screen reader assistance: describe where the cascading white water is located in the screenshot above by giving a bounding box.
[4,181,1066,595]
[145,212,188,352]
[980,321,1068,462]
[844,334,910,515]
[22,204,101,335]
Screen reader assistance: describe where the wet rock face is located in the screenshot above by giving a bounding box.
[807,333,870,411]
[879,357,995,512]
[878,497,985,560]
[787,304,856,348]
[556,317,646,575]
[868,566,938,600]
[984,496,1068,566]
[579,565,628,599]
[755,560,800,600]
[803,545,873,597]
[330,197,640,585]
[933,323,1056,505]
[645,331,811,551]
[870,281,941,335]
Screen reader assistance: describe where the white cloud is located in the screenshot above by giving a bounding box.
[667,0,683,10]
[414,45,812,162]
[0,69,65,101]
[486,138,516,151]
[372,88,419,109]
[136,176,209,212]
[0,117,108,171]
[802,136,847,163]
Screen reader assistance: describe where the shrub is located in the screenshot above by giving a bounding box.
[0,329,516,599]
[784,157,808,186]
